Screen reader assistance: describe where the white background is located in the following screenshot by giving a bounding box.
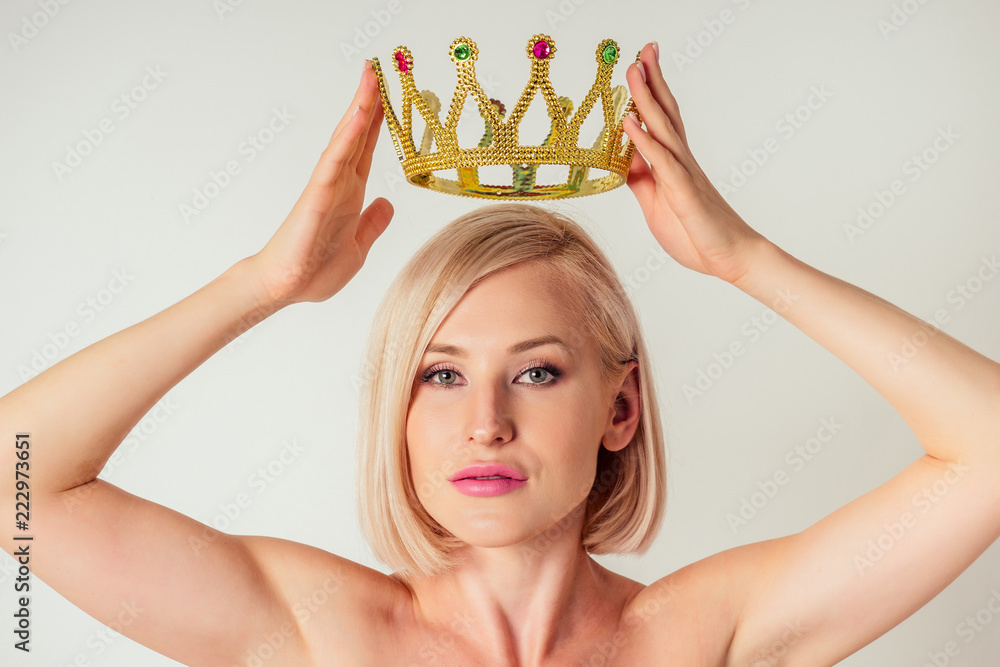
[2,0,1000,665]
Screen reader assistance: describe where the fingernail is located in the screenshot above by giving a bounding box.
[635,61,647,83]
[353,104,361,117]
[627,111,639,127]
[651,41,660,63]
[364,58,372,70]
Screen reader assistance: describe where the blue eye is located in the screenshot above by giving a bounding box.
[419,360,561,388]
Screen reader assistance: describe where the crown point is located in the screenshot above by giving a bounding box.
[393,49,412,74]
[449,37,478,64]
[602,43,618,64]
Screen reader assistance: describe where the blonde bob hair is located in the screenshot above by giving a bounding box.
[356,203,667,580]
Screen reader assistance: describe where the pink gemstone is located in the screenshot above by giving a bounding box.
[533,40,550,59]
[395,52,409,73]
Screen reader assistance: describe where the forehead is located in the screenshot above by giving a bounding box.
[426,262,590,355]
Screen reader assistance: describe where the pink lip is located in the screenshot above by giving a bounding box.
[451,477,527,497]
[449,463,527,497]
[449,464,526,482]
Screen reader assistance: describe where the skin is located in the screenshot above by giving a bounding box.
[2,43,1000,666]
[403,260,644,664]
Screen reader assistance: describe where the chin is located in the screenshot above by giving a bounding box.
[437,510,539,549]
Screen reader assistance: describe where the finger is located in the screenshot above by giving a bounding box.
[328,61,376,143]
[309,69,379,188]
[625,149,657,207]
[356,196,394,258]
[623,113,689,195]
[626,62,695,175]
[638,42,688,146]
[350,91,384,175]
[308,104,368,189]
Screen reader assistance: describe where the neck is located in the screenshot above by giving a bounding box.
[406,527,616,665]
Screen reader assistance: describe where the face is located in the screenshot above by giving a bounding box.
[405,261,639,549]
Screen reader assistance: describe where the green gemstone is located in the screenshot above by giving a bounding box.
[454,44,471,61]
[602,44,618,64]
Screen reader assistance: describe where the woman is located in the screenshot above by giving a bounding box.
[3,42,999,666]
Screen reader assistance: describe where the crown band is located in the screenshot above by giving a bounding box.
[372,35,643,200]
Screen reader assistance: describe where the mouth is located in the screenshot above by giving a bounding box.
[450,473,528,497]
[449,463,527,483]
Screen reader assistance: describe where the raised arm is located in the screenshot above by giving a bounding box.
[621,42,1000,664]
[0,59,393,666]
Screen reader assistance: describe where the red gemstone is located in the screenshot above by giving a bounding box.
[395,52,409,73]
[533,40,550,59]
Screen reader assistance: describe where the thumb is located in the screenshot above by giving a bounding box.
[356,197,394,256]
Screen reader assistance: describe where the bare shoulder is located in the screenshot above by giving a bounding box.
[619,537,792,666]
[237,534,410,663]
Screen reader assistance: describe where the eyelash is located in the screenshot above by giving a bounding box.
[419,358,562,389]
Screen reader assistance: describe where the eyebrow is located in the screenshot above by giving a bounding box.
[424,335,573,358]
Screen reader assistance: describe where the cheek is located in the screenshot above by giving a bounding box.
[405,410,455,504]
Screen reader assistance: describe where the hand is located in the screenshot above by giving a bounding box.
[622,43,769,285]
[249,60,393,306]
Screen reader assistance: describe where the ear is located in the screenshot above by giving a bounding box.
[601,361,641,453]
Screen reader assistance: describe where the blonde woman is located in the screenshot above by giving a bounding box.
[3,43,999,666]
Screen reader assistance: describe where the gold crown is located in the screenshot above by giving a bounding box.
[372,34,643,199]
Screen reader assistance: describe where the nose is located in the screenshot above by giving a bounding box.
[465,380,513,447]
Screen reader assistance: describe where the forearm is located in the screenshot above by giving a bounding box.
[733,239,1000,463]
[0,256,283,493]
